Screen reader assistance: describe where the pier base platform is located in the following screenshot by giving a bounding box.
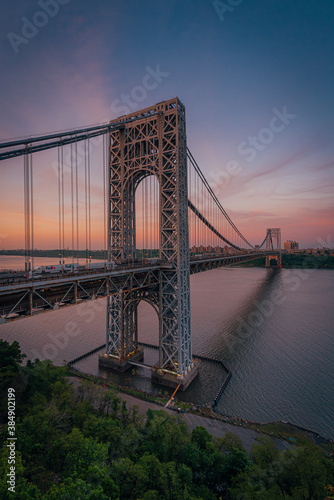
[151,358,201,391]
[99,348,144,372]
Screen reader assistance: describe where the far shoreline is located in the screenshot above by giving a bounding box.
[1,249,334,269]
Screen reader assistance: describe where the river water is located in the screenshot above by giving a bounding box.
[0,263,333,439]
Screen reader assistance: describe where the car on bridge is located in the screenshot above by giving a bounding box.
[24,274,42,280]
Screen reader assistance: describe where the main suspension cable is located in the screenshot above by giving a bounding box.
[187,148,269,250]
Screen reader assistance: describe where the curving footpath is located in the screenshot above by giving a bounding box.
[69,376,290,454]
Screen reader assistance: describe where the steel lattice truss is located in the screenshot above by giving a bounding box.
[0,253,282,323]
[107,98,192,376]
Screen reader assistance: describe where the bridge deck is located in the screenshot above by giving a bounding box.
[0,252,279,323]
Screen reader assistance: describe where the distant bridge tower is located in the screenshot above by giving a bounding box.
[101,97,199,389]
[265,228,281,267]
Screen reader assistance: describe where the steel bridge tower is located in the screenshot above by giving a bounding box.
[101,97,199,389]
[265,227,282,267]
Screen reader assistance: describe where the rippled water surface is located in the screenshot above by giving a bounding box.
[1,265,333,438]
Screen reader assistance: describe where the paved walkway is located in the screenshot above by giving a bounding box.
[119,391,289,454]
[69,377,290,454]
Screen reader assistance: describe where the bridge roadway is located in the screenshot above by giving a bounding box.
[0,252,276,323]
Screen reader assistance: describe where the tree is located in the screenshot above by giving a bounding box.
[45,477,110,500]
[0,339,26,370]
[251,435,279,469]
[229,439,334,499]
[142,410,190,462]
[222,448,249,485]
[191,426,212,450]
[217,430,246,454]
[0,339,26,397]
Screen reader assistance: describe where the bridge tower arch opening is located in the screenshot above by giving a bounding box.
[101,97,199,389]
[135,173,159,262]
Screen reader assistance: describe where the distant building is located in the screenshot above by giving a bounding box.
[284,240,299,252]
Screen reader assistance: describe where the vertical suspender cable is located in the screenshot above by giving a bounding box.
[197,170,199,251]
[148,176,150,258]
[208,192,210,249]
[211,195,213,249]
[24,154,27,272]
[202,178,204,250]
[24,155,27,272]
[202,179,204,250]
[194,169,196,250]
[132,179,135,264]
[71,140,74,264]
[103,133,106,262]
[84,139,88,263]
[147,176,150,258]
[151,175,153,258]
[194,168,196,250]
[202,181,205,249]
[24,152,31,273]
[205,184,207,249]
[153,173,156,254]
[156,173,158,255]
[204,184,206,249]
[195,167,197,251]
[144,177,146,260]
[152,175,154,257]
[189,164,191,251]
[196,169,198,251]
[205,185,207,249]
[142,180,144,262]
[61,144,65,266]
[75,140,79,264]
[199,173,201,249]
[58,146,61,264]
[30,153,34,273]
[87,137,91,262]
[146,177,148,259]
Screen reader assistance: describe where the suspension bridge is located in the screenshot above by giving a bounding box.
[0,97,281,389]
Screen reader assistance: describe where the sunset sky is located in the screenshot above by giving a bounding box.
[0,0,333,250]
